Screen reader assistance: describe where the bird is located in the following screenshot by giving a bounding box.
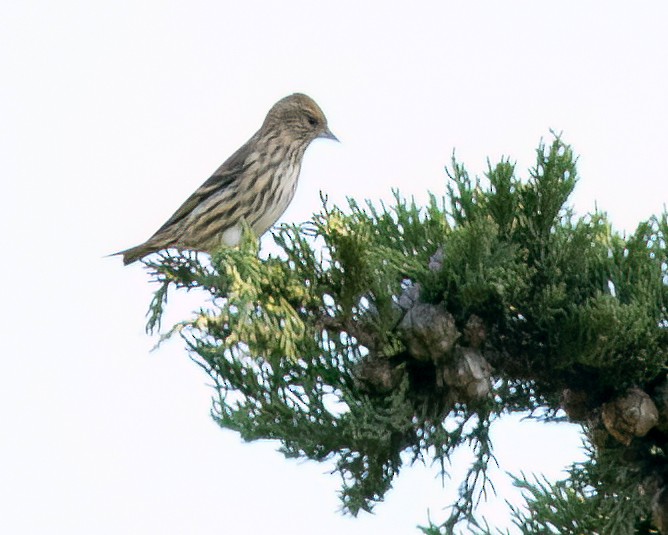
[115,93,337,265]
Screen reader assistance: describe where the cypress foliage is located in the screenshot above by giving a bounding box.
[142,135,668,533]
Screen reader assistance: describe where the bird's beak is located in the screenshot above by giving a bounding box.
[319,127,339,142]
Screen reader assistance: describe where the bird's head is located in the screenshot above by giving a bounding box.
[263,93,338,143]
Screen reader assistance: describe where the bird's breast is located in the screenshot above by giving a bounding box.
[249,158,301,235]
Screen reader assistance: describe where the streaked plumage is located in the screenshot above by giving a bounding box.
[116,93,337,265]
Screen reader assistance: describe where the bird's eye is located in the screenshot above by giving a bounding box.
[307,115,318,127]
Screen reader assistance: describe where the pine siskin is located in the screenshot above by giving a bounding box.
[115,93,337,265]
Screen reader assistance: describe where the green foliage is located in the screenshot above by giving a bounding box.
[504,444,656,535]
[142,135,668,533]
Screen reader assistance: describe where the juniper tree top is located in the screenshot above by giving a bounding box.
[140,136,668,534]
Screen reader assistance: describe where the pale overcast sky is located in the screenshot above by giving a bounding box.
[2,2,667,534]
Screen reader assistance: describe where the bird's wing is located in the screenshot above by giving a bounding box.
[152,136,255,236]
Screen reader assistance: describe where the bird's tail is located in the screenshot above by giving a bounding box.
[110,243,157,265]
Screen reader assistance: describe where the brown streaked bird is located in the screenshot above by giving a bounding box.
[115,93,337,265]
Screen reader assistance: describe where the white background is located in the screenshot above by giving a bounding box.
[2,1,666,533]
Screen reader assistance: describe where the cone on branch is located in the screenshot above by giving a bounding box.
[441,347,492,403]
[463,314,486,349]
[397,302,459,364]
[428,246,444,272]
[355,355,404,394]
[561,388,590,422]
[601,388,659,446]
